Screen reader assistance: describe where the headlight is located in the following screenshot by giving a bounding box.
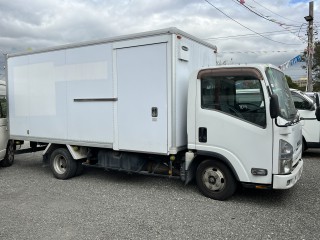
[279,140,293,174]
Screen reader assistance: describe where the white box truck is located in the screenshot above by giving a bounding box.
[6,28,305,200]
[0,80,15,167]
[291,89,320,151]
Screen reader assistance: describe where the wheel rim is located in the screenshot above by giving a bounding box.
[53,154,67,175]
[202,167,225,191]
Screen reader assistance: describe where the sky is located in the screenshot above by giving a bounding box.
[0,0,318,80]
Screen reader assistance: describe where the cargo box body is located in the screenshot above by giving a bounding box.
[7,28,216,155]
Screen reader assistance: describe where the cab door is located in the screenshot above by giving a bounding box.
[195,68,273,184]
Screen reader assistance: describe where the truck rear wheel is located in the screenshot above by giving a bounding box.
[0,140,15,167]
[196,160,236,200]
[50,148,77,179]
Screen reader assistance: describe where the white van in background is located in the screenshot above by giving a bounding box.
[0,80,14,167]
[291,89,320,151]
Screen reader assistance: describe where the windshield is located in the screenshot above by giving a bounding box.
[265,67,296,120]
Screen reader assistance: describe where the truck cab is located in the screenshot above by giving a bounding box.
[187,64,303,199]
[0,80,14,167]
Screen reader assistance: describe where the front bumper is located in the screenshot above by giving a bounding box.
[273,159,303,189]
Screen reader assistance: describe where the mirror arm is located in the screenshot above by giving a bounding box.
[274,118,289,128]
[300,117,316,120]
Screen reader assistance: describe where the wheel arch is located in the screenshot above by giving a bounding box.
[186,150,241,185]
[43,144,87,163]
[43,144,68,164]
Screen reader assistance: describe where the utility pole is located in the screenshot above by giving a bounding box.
[0,49,6,80]
[305,1,314,92]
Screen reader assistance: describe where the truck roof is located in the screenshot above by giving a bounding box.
[200,63,279,70]
[195,64,280,80]
[7,27,217,58]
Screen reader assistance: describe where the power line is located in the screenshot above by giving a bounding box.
[232,0,307,42]
[232,1,277,25]
[0,49,6,55]
[204,28,307,40]
[203,0,303,45]
[251,0,303,24]
[219,49,304,54]
[232,0,300,27]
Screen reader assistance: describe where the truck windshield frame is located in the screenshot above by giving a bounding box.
[265,67,296,121]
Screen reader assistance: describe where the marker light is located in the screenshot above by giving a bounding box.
[251,168,268,176]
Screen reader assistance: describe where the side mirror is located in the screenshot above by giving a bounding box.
[316,107,320,121]
[310,103,316,111]
[270,94,280,119]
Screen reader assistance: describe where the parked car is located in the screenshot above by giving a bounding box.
[0,80,14,167]
[304,91,319,102]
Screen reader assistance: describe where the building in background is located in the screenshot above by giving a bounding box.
[295,77,308,88]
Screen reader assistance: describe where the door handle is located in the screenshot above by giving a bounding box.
[199,127,207,143]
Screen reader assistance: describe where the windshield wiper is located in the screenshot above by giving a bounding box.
[275,110,300,127]
[286,111,300,126]
[284,118,299,126]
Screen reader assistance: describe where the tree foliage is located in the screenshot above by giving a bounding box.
[303,41,320,79]
[313,41,320,82]
[285,75,303,90]
[312,82,320,92]
[301,41,320,91]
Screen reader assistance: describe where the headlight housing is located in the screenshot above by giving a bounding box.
[279,140,293,174]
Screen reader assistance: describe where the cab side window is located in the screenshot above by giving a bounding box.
[201,76,266,127]
[0,96,7,119]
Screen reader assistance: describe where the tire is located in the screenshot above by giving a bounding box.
[0,140,15,167]
[302,139,307,152]
[196,160,237,200]
[75,160,84,176]
[49,148,77,179]
[30,141,37,149]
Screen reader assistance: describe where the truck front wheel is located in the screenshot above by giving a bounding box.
[196,160,236,200]
[50,148,77,179]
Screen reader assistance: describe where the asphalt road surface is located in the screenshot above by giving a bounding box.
[1,149,319,240]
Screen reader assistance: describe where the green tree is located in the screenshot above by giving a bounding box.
[313,41,320,82]
[312,81,320,92]
[303,41,320,89]
[285,75,301,90]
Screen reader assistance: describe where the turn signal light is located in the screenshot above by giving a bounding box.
[251,168,268,176]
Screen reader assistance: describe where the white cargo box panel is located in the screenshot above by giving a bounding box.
[7,28,216,155]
